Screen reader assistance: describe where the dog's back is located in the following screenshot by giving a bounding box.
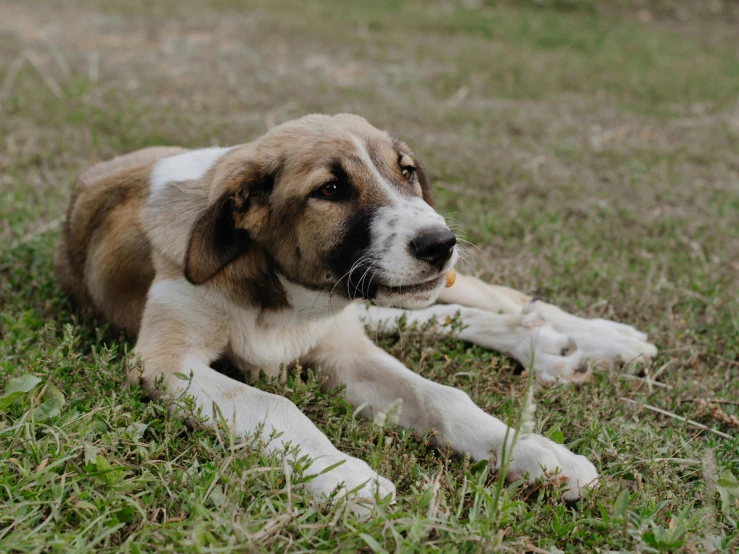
[55,147,188,336]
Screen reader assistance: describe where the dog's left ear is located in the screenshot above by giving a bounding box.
[184,166,274,285]
[184,193,247,284]
[415,158,434,206]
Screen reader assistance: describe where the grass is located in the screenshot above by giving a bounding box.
[1,0,738,551]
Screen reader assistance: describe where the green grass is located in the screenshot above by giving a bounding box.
[1,0,738,551]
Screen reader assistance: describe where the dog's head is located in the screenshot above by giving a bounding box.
[184,114,457,310]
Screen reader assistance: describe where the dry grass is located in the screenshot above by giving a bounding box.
[1,0,738,551]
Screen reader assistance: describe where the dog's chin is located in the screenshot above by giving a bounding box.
[372,275,445,310]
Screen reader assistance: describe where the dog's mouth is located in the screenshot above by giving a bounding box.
[377,275,444,295]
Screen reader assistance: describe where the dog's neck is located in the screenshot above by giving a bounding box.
[276,275,353,320]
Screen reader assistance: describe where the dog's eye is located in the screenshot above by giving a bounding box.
[313,181,342,199]
[401,166,416,181]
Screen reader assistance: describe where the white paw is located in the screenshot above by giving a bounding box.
[556,317,657,369]
[457,306,590,384]
[529,301,657,370]
[305,454,395,516]
[501,434,599,500]
[511,311,591,384]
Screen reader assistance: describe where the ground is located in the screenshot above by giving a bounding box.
[1,0,738,552]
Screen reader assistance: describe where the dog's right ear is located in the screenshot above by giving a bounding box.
[184,165,275,285]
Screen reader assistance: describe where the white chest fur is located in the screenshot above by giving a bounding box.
[146,277,355,378]
[225,305,334,376]
[226,279,353,376]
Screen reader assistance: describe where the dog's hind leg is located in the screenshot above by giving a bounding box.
[436,273,658,369]
[359,303,589,384]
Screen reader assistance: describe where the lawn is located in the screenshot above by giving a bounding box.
[1,0,738,551]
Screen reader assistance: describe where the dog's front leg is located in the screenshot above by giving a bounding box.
[308,308,599,500]
[131,280,394,511]
[438,273,658,368]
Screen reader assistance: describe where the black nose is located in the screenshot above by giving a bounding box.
[409,228,456,270]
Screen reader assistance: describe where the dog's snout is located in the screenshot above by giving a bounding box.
[409,228,456,270]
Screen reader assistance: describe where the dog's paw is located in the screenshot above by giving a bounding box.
[457,305,590,384]
[510,310,592,384]
[568,319,657,369]
[500,434,599,500]
[305,454,395,516]
[541,311,657,369]
[530,302,657,369]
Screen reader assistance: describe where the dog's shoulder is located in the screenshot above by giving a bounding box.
[149,147,234,198]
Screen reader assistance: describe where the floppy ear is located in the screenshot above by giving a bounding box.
[184,191,249,285]
[415,159,434,206]
[184,163,277,284]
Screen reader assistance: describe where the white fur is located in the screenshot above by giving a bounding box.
[148,278,337,378]
[278,276,350,319]
[436,274,658,370]
[360,304,591,384]
[174,354,394,510]
[528,304,657,367]
[150,147,234,196]
[370,197,456,284]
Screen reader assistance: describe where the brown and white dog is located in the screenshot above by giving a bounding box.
[55,113,656,511]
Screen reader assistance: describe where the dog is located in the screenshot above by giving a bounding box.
[55,113,656,511]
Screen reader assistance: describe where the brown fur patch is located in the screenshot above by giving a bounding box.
[56,148,187,335]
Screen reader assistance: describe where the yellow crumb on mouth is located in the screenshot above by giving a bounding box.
[444,268,456,288]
